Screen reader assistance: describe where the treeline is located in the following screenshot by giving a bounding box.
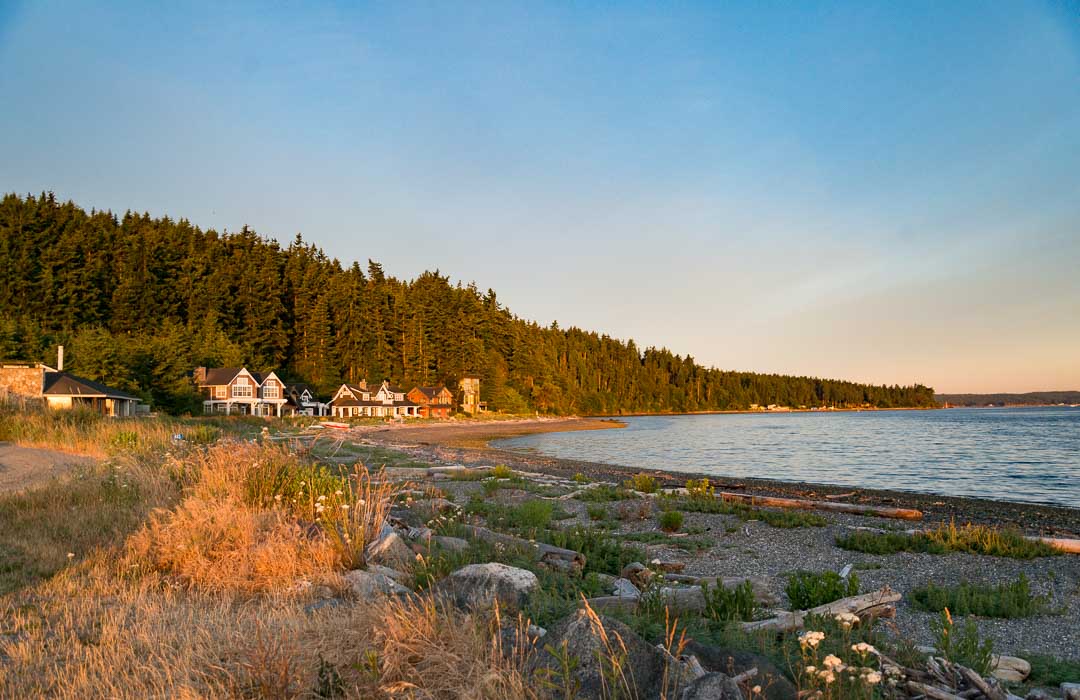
[937,392,1080,407]
[0,192,937,414]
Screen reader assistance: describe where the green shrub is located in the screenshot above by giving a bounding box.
[586,504,607,521]
[491,464,514,479]
[836,522,1059,559]
[785,570,859,610]
[702,580,757,622]
[658,510,684,533]
[911,576,1046,618]
[108,430,139,452]
[544,526,646,576]
[932,609,993,675]
[573,473,589,485]
[750,509,827,528]
[1022,653,1080,688]
[685,478,715,499]
[574,484,635,502]
[626,473,659,494]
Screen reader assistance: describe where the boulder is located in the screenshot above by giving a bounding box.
[344,569,412,600]
[684,641,797,700]
[434,563,539,611]
[680,672,742,700]
[612,577,641,599]
[1062,683,1080,700]
[406,526,433,543]
[366,531,414,570]
[367,563,410,584]
[622,561,654,590]
[531,610,669,700]
[992,655,1032,683]
[433,535,470,552]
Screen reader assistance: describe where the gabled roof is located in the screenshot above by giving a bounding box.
[412,385,451,400]
[200,367,243,385]
[42,371,139,401]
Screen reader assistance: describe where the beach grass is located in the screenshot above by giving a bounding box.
[910,576,1048,618]
[835,522,1060,559]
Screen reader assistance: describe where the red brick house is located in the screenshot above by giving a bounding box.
[194,367,287,417]
[407,385,454,418]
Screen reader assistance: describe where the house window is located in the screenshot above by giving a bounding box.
[233,377,252,397]
[263,382,279,399]
[214,386,226,399]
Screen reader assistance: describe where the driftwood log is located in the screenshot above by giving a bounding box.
[717,491,924,521]
[458,524,586,572]
[741,586,902,633]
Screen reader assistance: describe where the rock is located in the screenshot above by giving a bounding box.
[433,535,470,552]
[595,573,617,589]
[367,564,410,584]
[531,610,668,700]
[366,531,414,570]
[344,569,412,599]
[612,577,641,598]
[434,563,539,611]
[680,672,742,700]
[1062,683,1080,700]
[622,561,654,589]
[992,655,1032,683]
[684,641,797,700]
[1026,690,1054,700]
[651,559,686,573]
[304,597,348,614]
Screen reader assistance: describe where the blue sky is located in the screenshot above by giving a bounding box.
[1,1,1078,393]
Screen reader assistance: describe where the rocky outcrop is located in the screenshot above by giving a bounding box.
[684,641,796,700]
[433,563,539,611]
[344,569,412,600]
[680,672,743,700]
[365,531,414,570]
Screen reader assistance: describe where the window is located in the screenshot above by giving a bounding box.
[214,386,226,399]
[263,382,279,399]
[233,377,252,397]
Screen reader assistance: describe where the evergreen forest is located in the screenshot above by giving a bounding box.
[0,193,937,414]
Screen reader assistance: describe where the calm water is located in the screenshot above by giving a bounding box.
[494,408,1080,507]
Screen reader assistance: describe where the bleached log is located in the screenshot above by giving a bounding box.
[907,680,967,700]
[956,665,1006,700]
[741,586,902,633]
[717,491,924,521]
[1028,536,1080,554]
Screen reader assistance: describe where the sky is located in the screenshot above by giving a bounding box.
[1,1,1078,394]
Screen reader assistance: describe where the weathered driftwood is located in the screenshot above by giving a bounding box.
[956,665,1006,700]
[458,524,586,571]
[718,491,924,521]
[908,680,967,700]
[1029,536,1080,555]
[741,586,902,633]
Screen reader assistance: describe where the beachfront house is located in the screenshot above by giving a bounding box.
[194,367,288,417]
[283,383,330,416]
[406,385,454,418]
[0,347,141,417]
[329,379,421,418]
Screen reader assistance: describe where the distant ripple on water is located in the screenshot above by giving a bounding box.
[492,407,1080,507]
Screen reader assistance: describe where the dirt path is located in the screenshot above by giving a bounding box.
[0,442,93,493]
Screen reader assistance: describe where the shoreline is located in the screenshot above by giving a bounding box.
[361,416,1080,536]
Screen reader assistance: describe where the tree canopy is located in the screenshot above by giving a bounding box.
[0,192,936,414]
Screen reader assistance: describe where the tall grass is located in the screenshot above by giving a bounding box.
[836,522,1059,559]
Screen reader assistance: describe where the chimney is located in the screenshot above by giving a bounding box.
[57,345,64,372]
[194,367,207,385]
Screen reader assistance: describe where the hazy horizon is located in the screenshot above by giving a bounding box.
[1,1,1077,394]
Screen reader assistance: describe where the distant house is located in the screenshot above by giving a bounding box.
[283,384,329,417]
[0,347,141,417]
[407,385,454,418]
[329,379,421,418]
[194,367,287,417]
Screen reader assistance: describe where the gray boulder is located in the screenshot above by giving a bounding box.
[621,561,654,590]
[531,610,669,700]
[366,531,414,570]
[434,562,539,611]
[433,535,470,552]
[612,577,641,598]
[1062,683,1080,700]
[680,672,743,700]
[344,569,412,600]
[367,563,410,584]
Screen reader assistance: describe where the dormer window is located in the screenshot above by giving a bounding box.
[263,381,279,399]
[233,377,252,397]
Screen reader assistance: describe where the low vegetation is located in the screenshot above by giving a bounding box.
[931,608,994,675]
[785,570,860,610]
[658,509,683,532]
[836,522,1060,559]
[625,472,660,494]
[910,575,1048,618]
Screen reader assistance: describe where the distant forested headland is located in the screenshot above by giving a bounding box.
[937,391,1080,407]
[0,192,936,414]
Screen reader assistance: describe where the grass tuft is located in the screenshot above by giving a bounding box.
[836,522,1059,559]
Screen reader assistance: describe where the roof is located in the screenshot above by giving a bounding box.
[412,385,450,400]
[200,367,242,385]
[42,371,139,401]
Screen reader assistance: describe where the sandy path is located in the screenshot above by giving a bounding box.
[0,442,93,493]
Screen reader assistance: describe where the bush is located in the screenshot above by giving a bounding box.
[685,478,715,499]
[573,473,589,484]
[574,484,635,502]
[544,526,646,576]
[750,509,827,529]
[836,522,1059,559]
[932,608,993,675]
[701,580,757,622]
[658,510,683,533]
[625,473,659,494]
[491,464,514,479]
[785,570,859,610]
[586,504,607,521]
[911,576,1046,618]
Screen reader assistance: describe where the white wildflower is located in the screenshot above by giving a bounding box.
[799,631,825,649]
